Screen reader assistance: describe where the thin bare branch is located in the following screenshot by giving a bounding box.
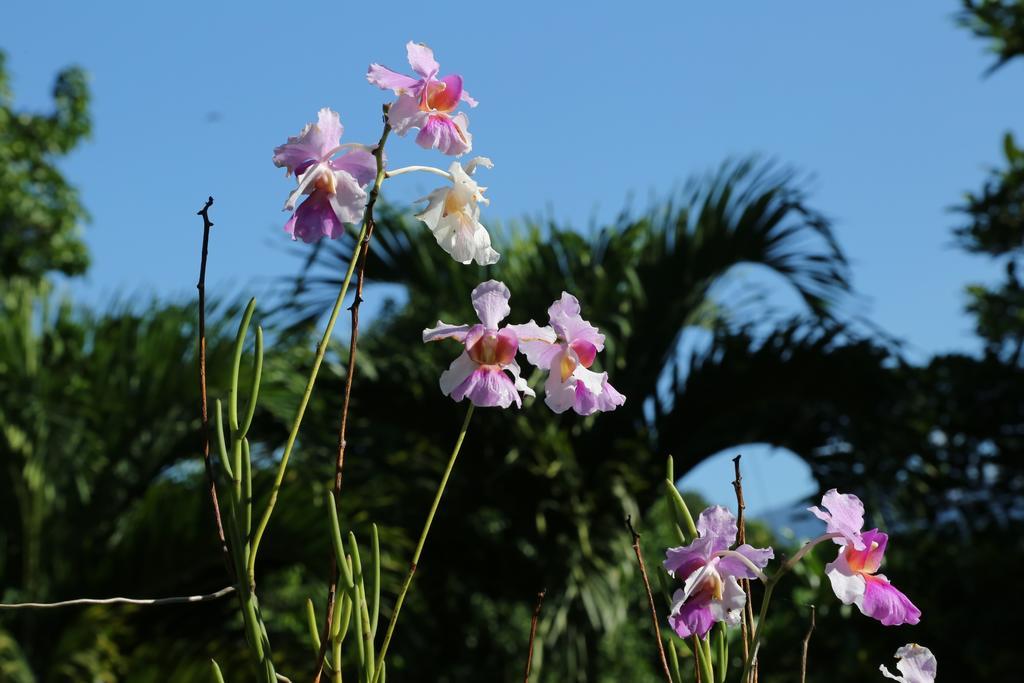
[0,586,235,610]
[733,454,754,674]
[626,516,673,683]
[523,589,546,683]
[800,605,816,683]
[196,196,231,574]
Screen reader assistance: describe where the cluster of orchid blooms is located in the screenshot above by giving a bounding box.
[664,489,934,680]
[267,40,936,681]
[271,42,624,416]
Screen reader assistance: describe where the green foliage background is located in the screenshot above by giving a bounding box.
[2,3,1022,680]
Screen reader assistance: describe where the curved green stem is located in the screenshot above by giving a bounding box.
[371,405,475,683]
[739,532,838,682]
[741,579,775,683]
[248,116,391,581]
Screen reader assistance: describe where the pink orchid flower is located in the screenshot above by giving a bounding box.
[423,281,533,408]
[368,41,477,156]
[663,506,774,639]
[808,490,921,626]
[273,108,376,243]
[825,527,921,626]
[509,293,625,415]
[880,644,936,683]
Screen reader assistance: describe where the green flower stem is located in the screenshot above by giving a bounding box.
[306,599,322,657]
[714,623,727,683]
[248,115,391,582]
[210,659,226,683]
[242,438,253,543]
[667,640,683,683]
[348,532,376,683]
[664,477,698,540]
[228,298,257,431]
[740,533,837,682]
[214,400,233,481]
[223,506,276,682]
[694,636,713,683]
[371,404,475,683]
[740,579,775,683]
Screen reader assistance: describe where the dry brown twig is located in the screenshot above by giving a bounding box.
[523,589,546,683]
[733,454,757,680]
[196,196,232,574]
[626,515,674,683]
[800,605,816,683]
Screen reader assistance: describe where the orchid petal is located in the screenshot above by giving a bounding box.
[880,645,937,683]
[406,41,439,78]
[697,506,739,552]
[387,94,428,136]
[464,156,494,175]
[451,366,521,408]
[548,292,605,349]
[507,359,535,399]
[708,575,747,624]
[862,575,921,626]
[439,352,477,397]
[416,113,472,156]
[471,280,511,328]
[506,321,558,368]
[423,321,471,343]
[809,488,866,550]
[664,536,717,579]
[717,544,775,579]
[330,149,377,187]
[668,588,715,640]
[284,190,344,244]
[824,548,868,606]
[366,63,421,95]
[273,108,343,175]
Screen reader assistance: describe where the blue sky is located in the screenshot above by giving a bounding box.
[2,1,1020,515]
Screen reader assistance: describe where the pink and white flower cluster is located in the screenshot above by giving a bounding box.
[273,42,500,266]
[424,282,625,414]
[663,488,921,643]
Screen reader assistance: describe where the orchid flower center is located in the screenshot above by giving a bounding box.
[560,352,577,382]
[467,329,518,366]
[314,168,337,196]
[442,189,467,218]
[845,539,881,573]
[690,567,725,602]
[422,79,460,113]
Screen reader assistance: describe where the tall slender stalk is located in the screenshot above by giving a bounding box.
[626,516,673,683]
[195,196,231,571]
[314,139,383,682]
[372,404,475,683]
[249,108,392,582]
[523,589,546,683]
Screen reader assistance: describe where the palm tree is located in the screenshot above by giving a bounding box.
[0,281,259,681]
